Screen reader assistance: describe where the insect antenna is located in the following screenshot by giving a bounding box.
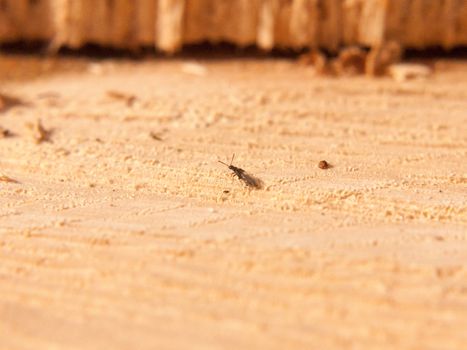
[218,153,236,167]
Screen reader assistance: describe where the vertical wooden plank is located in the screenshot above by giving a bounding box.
[403,0,425,48]
[231,0,260,47]
[2,0,467,52]
[48,0,68,50]
[358,0,386,47]
[443,0,463,49]
[290,0,319,48]
[0,0,28,39]
[135,0,157,46]
[20,0,53,40]
[0,0,15,40]
[156,0,185,52]
[107,0,135,48]
[183,0,207,44]
[211,0,232,43]
[67,0,86,48]
[85,0,109,45]
[384,0,403,42]
[456,0,467,46]
[257,0,279,50]
[342,0,363,46]
[317,0,342,51]
[274,0,293,48]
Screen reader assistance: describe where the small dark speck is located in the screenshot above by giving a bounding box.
[150,132,163,141]
[318,160,330,169]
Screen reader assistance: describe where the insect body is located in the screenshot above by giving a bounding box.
[218,154,263,189]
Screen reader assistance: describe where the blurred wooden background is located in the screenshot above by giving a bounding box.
[0,0,466,52]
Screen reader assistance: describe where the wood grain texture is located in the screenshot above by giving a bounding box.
[0,54,466,349]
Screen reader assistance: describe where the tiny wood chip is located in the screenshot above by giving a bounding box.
[149,131,163,141]
[27,119,51,144]
[297,50,327,74]
[0,93,27,112]
[0,174,18,183]
[106,90,137,106]
[318,160,330,169]
[0,126,12,138]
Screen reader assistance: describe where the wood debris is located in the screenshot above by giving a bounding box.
[149,132,163,141]
[27,119,51,144]
[106,90,137,107]
[297,41,407,79]
[297,50,327,74]
[0,174,18,183]
[181,63,207,76]
[388,63,433,82]
[333,47,367,76]
[0,126,12,138]
[318,160,331,169]
[0,93,27,113]
[366,41,402,76]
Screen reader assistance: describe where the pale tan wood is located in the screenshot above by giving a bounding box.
[156,0,185,52]
[257,0,279,50]
[67,0,86,48]
[358,0,386,47]
[1,56,467,350]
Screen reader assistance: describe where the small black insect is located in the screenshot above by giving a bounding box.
[218,154,263,189]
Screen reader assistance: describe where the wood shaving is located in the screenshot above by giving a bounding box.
[0,174,18,183]
[27,119,51,144]
[388,63,433,82]
[106,90,137,107]
[149,132,163,141]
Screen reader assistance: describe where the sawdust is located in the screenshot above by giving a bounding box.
[0,54,466,350]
